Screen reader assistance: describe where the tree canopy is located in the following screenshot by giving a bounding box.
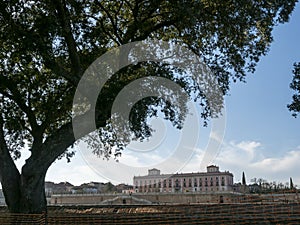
[288,62,300,116]
[0,0,297,213]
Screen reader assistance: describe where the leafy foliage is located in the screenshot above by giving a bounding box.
[0,0,297,213]
[288,62,300,117]
[0,0,297,160]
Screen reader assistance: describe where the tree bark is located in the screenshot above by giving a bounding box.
[0,116,48,213]
[0,158,21,213]
[19,170,48,214]
[0,158,49,214]
[0,116,21,213]
[1,172,48,214]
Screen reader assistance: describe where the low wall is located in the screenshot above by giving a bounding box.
[50,192,300,206]
[50,192,243,205]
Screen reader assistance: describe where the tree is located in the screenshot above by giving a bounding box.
[103,182,117,193]
[242,172,246,186]
[288,62,300,116]
[290,177,294,189]
[0,0,297,213]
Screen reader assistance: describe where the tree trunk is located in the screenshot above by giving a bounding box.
[1,169,48,214]
[0,159,21,213]
[1,116,48,214]
[0,113,86,214]
[19,171,48,214]
[0,116,21,213]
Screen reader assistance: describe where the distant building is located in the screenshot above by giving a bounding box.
[70,182,120,194]
[133,165,234,193]
[70,183,99,194]
[115,183,134,194]
[45,181,74,196]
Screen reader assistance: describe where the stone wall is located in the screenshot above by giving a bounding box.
[50,192,242,205]
[50,192,300,206]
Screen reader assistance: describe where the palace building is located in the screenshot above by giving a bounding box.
[133,165,233,193]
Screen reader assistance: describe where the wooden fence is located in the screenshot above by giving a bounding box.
[0,203,300,224]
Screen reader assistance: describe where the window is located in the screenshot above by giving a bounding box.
[163,180,167,188]
[189,179,192,187]
[175,179,179,187]
[169,179,172,188]
[221,177,225,186]
[199,178,202,187]
[194,178,198,187]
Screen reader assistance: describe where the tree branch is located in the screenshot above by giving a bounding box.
[0,114,21,212]
[22,108,107,176]
[0,76,40,135]
[53,0,82,83]
[94,0,124,44]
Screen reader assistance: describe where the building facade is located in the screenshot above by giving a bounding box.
[133,165,233,193]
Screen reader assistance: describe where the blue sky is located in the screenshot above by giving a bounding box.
[14,3,300,187]
[225,6,300,154]
[215,2,300,184]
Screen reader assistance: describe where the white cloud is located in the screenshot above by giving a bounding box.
[251,150,300,173]
[42,140,300,187]
[171,141,300,187]
[6,139,290,189]
[216,140,264,166]
[46,153,108,186]
[3,123,299,188]
[213,142,300,186]
[237,141,261,156]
